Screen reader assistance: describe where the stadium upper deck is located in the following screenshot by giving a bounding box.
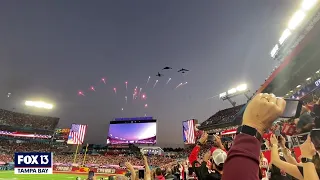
[258,4,320,96]
[0,108,59,132]
[200,104,245,130]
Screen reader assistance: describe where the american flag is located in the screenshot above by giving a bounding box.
[68,124,87,144]
[183,120,195,144]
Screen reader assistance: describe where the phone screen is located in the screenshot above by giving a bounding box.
[311,129,320,149]
[119,162,125,167]
[280,99,302,118]
[207,134,214,142]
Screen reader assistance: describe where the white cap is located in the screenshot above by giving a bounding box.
[212,149,227,166]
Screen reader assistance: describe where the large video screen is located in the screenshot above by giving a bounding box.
[107,120,157,144]
[182,119,196,144]
[53,128,70,143]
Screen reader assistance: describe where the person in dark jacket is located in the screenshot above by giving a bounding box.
[189,132,227,180]
[192,149,227,180]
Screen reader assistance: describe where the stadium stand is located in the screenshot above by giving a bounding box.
[0,108,59,131]
[200,104,245,128]
[0,140,177,167]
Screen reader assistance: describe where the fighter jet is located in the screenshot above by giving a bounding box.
[162,66,173,70]
[156,72,163,77]
[178,68,189,72]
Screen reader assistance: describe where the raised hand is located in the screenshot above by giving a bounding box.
[300,136,316,159]
[243,93,286,135]
[199,132,208,144]
[270,134,278,146]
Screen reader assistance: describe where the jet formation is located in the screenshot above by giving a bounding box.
[156,67,189,77]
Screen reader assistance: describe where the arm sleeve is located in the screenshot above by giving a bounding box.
[188,145,200,165]
[222,134,261,180]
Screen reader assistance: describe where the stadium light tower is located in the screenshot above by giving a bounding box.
[25,100,53,109]
[219,84,250,107]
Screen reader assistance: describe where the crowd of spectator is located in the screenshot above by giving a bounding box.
[206,125,239,134]
[0,108,59,131]
[0,139,178,167]
[1,92,320,180]
[0,140,66,163]
[201,104,245,126]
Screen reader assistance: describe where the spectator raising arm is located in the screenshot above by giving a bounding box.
[279,135,299,165]
[188,132,208,165]
[143,155,151,180]
[222,93,286,180]
[124,162,136,180]
[270,134,304,180]
[300,136,319,180]
[211,135,226,152]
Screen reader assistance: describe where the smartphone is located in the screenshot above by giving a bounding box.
[119,162,125,167]
[207,134,215,142]
[310,129,320,149]
[280,99,303,118]
[274,129,281,141]
[88,171,95,180]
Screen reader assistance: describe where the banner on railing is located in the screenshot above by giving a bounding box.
[72,166,90,173]
[52,165,135,175]
[53,165,72,172]
[96,168,116,174]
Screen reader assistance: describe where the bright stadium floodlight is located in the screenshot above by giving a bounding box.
[227,88,237,95]
[25,101,53,109]
[279,29,292,45]
[271,44,279,58]
[288,10,306,30]
[220,83,250,107]
[296,85,301,88]
[236,84,248,91]
[219,92,227,98]
[301,0,318,11]
[306,77,312,81]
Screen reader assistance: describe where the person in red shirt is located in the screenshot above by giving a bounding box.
[189,133,227,180]
[189,133,226,166]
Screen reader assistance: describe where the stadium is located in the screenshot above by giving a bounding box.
[1,1,320,180]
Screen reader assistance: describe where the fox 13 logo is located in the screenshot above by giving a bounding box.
[14,152,53,174]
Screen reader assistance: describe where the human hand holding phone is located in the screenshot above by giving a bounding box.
[278,135,286,148]
[280,99,302,118]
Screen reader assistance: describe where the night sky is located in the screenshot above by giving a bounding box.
[0,0,300,147]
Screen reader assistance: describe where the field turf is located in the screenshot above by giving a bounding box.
[0,171,112,180]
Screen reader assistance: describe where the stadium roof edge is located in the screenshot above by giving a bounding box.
[257,10,320,95]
